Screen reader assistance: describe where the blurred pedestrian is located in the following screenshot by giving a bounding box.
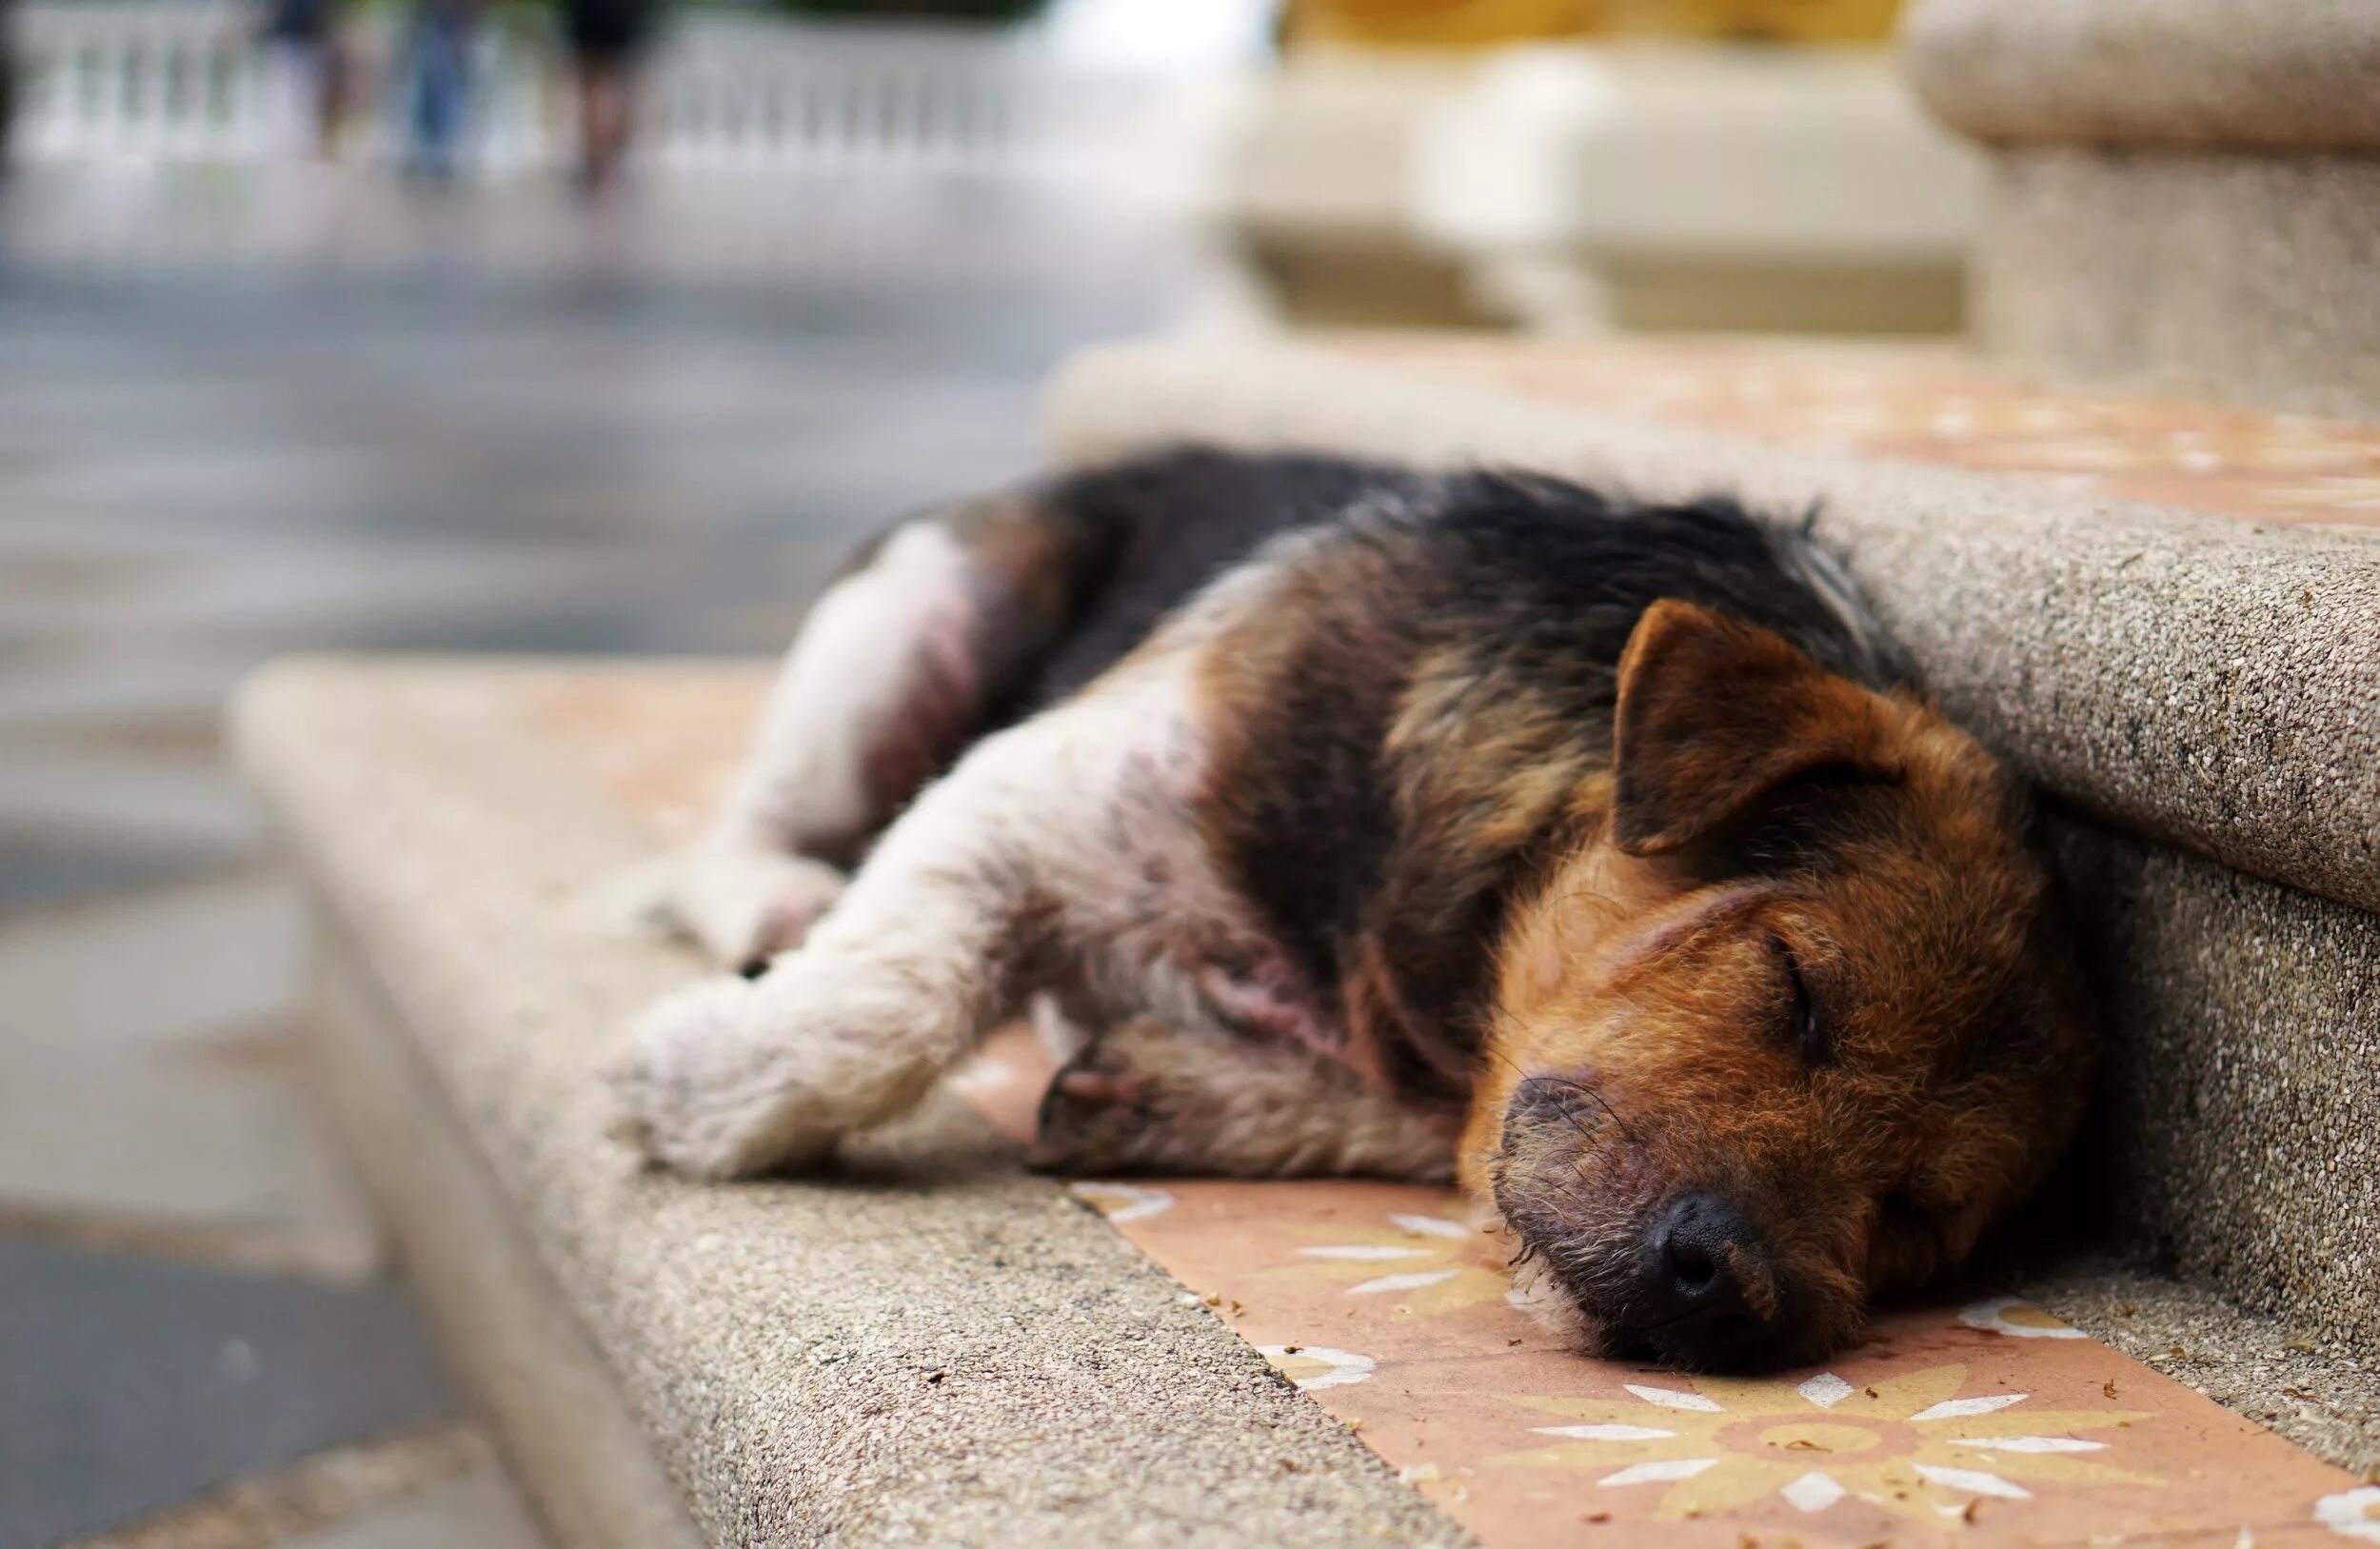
[0,0,17,181]
[256,0,349,158]
[399,0,480,179]
[558,0,653,193]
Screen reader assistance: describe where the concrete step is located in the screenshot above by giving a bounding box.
[236,662,1457,1549]
[1041,334,2380,1360]
[238,651,2380,1549]
[1901,0,2380,417]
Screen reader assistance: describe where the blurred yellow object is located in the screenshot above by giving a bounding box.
[1284,0,1607,48]
[1601,0,1901,40]
[1285,0,1902,47]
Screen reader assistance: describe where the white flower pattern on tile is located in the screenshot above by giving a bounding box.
[1960,1295,2088,1340]
[1068,1181,1174,1222]
[1779,1471,1845,1512]
[1495,1363,2152,1524]
[1258,1344,1376,1392]
[2317,1486,2380,1543]
[1345,1268,1459,1296]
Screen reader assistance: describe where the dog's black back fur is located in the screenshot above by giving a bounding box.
[989,448,1913,1104]
[1021,447,1906,710]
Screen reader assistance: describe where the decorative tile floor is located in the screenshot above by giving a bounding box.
[1347,337,2380,534]
[1050,1162,2371,1548]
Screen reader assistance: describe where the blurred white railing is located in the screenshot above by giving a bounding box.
[17,1,264,160]
[12,0,1164,180]
[643,15,1147,176]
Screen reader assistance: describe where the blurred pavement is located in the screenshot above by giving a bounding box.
[0,161,1215,1548]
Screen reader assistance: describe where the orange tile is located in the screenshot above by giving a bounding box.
[1334,335,2380,533]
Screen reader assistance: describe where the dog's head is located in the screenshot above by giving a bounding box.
[1465,599,2096,1372]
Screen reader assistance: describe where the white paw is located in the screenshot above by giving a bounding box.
[669,847,846,972]
[610,976,842,1178]
[610,957,964,1180]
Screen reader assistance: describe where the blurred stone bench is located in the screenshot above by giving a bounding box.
[1904,0,2380,417]
[1208,42,1977,332]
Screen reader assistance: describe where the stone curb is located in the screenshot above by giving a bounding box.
[307,923,704,1549]
[235,660,1470,1549]
[1041,338,2380,918]
[1901,0,2380,151]
[1972,148,2380,420]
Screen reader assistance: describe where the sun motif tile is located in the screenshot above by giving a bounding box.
[1267,1211,1514,1319]
[1336,335,2380,531]
[1491,1362,2153,1525]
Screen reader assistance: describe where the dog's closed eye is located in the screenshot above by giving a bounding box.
[1771,936,1828,1065]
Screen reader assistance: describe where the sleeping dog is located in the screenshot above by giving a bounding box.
[615,447,2097,1373]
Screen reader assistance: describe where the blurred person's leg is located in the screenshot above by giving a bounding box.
[0,0,15,181]
[403,3,475,179]
[255,39,319,158]
[255,0,339,159]
[562,0,650,194]
[575,61,633,192]
[315,33,351,159]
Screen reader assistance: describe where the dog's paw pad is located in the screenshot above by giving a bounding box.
[1051,1068,1153,1107]
[1032,1045,1174,1174]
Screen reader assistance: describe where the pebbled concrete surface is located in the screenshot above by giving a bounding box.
[1903,0,2380,151]
[2027,1255,2380,1483]
[308,925,704,1549]
[275,1467,545,1549]
[239,662,1470,1549]
[2049,818,2380,1359]
[1972,148,2380,419]
[1906,0,2380,417]
[1041,337,2380,1358]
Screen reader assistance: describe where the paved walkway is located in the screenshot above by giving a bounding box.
[0,163,1208,1548]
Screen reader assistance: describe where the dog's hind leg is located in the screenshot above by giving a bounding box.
[1030,1020,1458,1182]
[669,489,1123,972]
[619,657,1203,1179]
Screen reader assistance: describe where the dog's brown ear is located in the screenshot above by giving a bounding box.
[1612,599,1904,856]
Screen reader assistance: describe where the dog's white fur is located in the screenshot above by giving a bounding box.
[668,522,972,969]
[620,524,1452,1181]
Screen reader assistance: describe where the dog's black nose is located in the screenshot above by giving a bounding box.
[1638,1192,1770,1360]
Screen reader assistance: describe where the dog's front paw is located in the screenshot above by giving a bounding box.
[610,976,840,1179]
[1027,1022,1179,1175]
[670,847,847,974]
